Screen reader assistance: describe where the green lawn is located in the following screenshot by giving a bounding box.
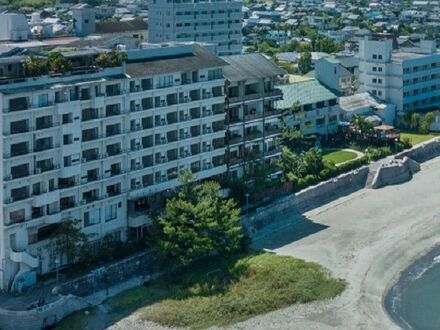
[56,253,346,329]
[400,130,439,145]
[322,149,358,165]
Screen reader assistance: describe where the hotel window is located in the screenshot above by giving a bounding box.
[378,67,383,72]
[372,54,377,60]
[84,209,100,227]
[105,204,118,222]
[157,75,173,88]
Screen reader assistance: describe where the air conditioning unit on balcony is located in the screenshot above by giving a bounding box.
[161,174,167,181]
[160,97,167,107]
[35,168,42,174]
[204,143,212,152]
[160,115,167,126]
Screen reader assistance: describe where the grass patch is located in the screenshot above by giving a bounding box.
[113,253,345,329]
[400,130,439,145]
[55,253,346,329]
[322,149,358,164]
[55,307,96,330]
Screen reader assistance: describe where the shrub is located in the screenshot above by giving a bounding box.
[364,147,392,161]
[96,49,128,68]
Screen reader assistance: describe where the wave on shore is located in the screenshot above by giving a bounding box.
[385,245,440,330]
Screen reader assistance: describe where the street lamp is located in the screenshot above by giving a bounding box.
[394,137,398,154]
[245,192,250,216]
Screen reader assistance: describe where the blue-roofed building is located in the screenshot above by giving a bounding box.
[275,77,341,137]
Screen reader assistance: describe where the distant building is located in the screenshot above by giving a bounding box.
[95,19,148,43]
[0,13,30,41]
[72,3,96,37]
[315,54,359,95]
[148,0,243,56]
[275,77,340,137]
[358,37,440,113]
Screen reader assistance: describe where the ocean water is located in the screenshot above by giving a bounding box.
[385,247,440,330]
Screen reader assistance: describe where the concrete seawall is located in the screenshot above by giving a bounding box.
[244,137,440,233]
[0,295,88,330]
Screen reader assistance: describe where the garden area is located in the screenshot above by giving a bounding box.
[56,253,346,330]
[322,149,359,165]
[400,130,438,146]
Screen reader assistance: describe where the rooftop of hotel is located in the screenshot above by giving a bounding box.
[275,78,337,108]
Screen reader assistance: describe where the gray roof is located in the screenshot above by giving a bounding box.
[96,19,148,34]
[339,92,383,112]
[221,53,286,82]
[126,45,227,77]
[275,79,337,108]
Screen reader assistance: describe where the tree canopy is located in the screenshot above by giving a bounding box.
[155,172,244,267]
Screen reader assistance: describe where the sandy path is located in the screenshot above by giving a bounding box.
[109,157,440,330]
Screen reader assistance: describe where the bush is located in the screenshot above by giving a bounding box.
[397,138,412,151]
[96,49,127,68]
[364,147,392,161]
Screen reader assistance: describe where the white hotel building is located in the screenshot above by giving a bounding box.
[0,44,228,291]
[359,37,440,113]
[148,0,243,56]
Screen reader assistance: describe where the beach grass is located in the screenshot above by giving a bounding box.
[55,253,346,329]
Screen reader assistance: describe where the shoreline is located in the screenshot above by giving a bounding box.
[233,156,440,329]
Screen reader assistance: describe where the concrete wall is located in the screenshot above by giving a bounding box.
[395,138,440,163]
[371,157,420,189]
[0,295,88,330]
[242,166,370,231]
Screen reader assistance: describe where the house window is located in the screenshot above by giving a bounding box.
[372,78,377,83]
[378,55,382,60]
[378,67,383,72]
[373,54,377,60]
[84,209,100,227]
[373,67,377,72]
[105,204,117,222]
